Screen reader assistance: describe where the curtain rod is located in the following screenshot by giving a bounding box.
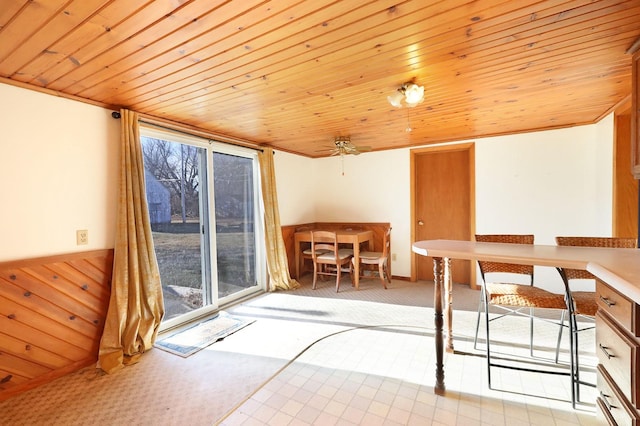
[111,111,264,153]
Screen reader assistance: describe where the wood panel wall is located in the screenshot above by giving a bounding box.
[282,222,392,279]
[0,250,113,402]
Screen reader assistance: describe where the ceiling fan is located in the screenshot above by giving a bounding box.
[324,136,372,176]
[330,136,372,156]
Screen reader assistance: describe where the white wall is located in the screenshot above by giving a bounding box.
[275,116,615,293]
[273,150,317,224]
[0,83,119,261]
[1,81,616,295]
[475,119,613,242]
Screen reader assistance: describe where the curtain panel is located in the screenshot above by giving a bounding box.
[258,148,300,291]
[98,109,165,374]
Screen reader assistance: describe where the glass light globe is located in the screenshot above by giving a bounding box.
[387,90,404,108]
[404,83,424,106]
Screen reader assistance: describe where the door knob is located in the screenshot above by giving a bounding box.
[418,220,424,226]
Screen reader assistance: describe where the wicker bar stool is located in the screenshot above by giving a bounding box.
[555,236,637,407]
[474,234,569,397]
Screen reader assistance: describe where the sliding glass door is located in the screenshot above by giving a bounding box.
[212,152,258,299]
[140,126,265,329]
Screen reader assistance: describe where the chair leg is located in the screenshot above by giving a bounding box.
[473,297,484,350]
[386,258,392,284]
[484,294,492,388]
[335,262,342,292]
[378,262,387,289]
[554,310,566,363]
[568,312,577,408]
[312,261,318,289]
[529,307,535,357]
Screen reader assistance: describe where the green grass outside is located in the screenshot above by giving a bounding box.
[153,229,257,320]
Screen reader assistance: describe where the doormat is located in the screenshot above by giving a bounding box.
[154,311,255,358]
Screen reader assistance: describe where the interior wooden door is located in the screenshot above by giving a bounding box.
[413,144,475,286]
[613,106,639,240]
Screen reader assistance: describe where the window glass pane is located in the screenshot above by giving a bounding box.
[142,136,208,322]
[213,152,257,298]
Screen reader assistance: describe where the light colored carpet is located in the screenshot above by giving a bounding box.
[0,278,597,425]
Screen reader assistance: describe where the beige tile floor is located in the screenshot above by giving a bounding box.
[0,277,599,425]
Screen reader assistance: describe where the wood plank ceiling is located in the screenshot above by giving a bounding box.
[1,0,640,157]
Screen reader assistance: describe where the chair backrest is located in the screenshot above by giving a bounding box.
[475,234,534,283]
[382,227,391,257]
[311,230,338,259]
[556,236,637,280]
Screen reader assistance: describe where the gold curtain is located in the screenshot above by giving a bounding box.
[98,109,165,374]
[258,148,300,291]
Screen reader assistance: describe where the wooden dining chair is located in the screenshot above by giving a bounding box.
[310,230,354,292]
[352,227,391,288]
[474,234,568,393]
[296,225,326,276]
[555,236,637,406]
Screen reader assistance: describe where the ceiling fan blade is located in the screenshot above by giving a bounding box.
[344,145,372,155]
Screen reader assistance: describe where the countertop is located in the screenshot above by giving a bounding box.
[412,239,640,302]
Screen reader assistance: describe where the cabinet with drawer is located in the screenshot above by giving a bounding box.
[596,279,640,423]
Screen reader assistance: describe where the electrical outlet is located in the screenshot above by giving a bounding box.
[76,229,88,245]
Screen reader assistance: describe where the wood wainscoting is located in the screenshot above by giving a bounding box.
[0,249,113,402]
[282,222,391,279]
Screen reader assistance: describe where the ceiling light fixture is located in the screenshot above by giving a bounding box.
[387,79,424,108]
[330,136,372,176]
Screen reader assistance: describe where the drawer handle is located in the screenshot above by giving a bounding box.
[600,391,617,410]
[599,295,616,307]
[599,343,615,359]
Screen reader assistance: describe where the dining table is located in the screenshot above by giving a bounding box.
[412,238,640,396]
[294,229,373,289]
